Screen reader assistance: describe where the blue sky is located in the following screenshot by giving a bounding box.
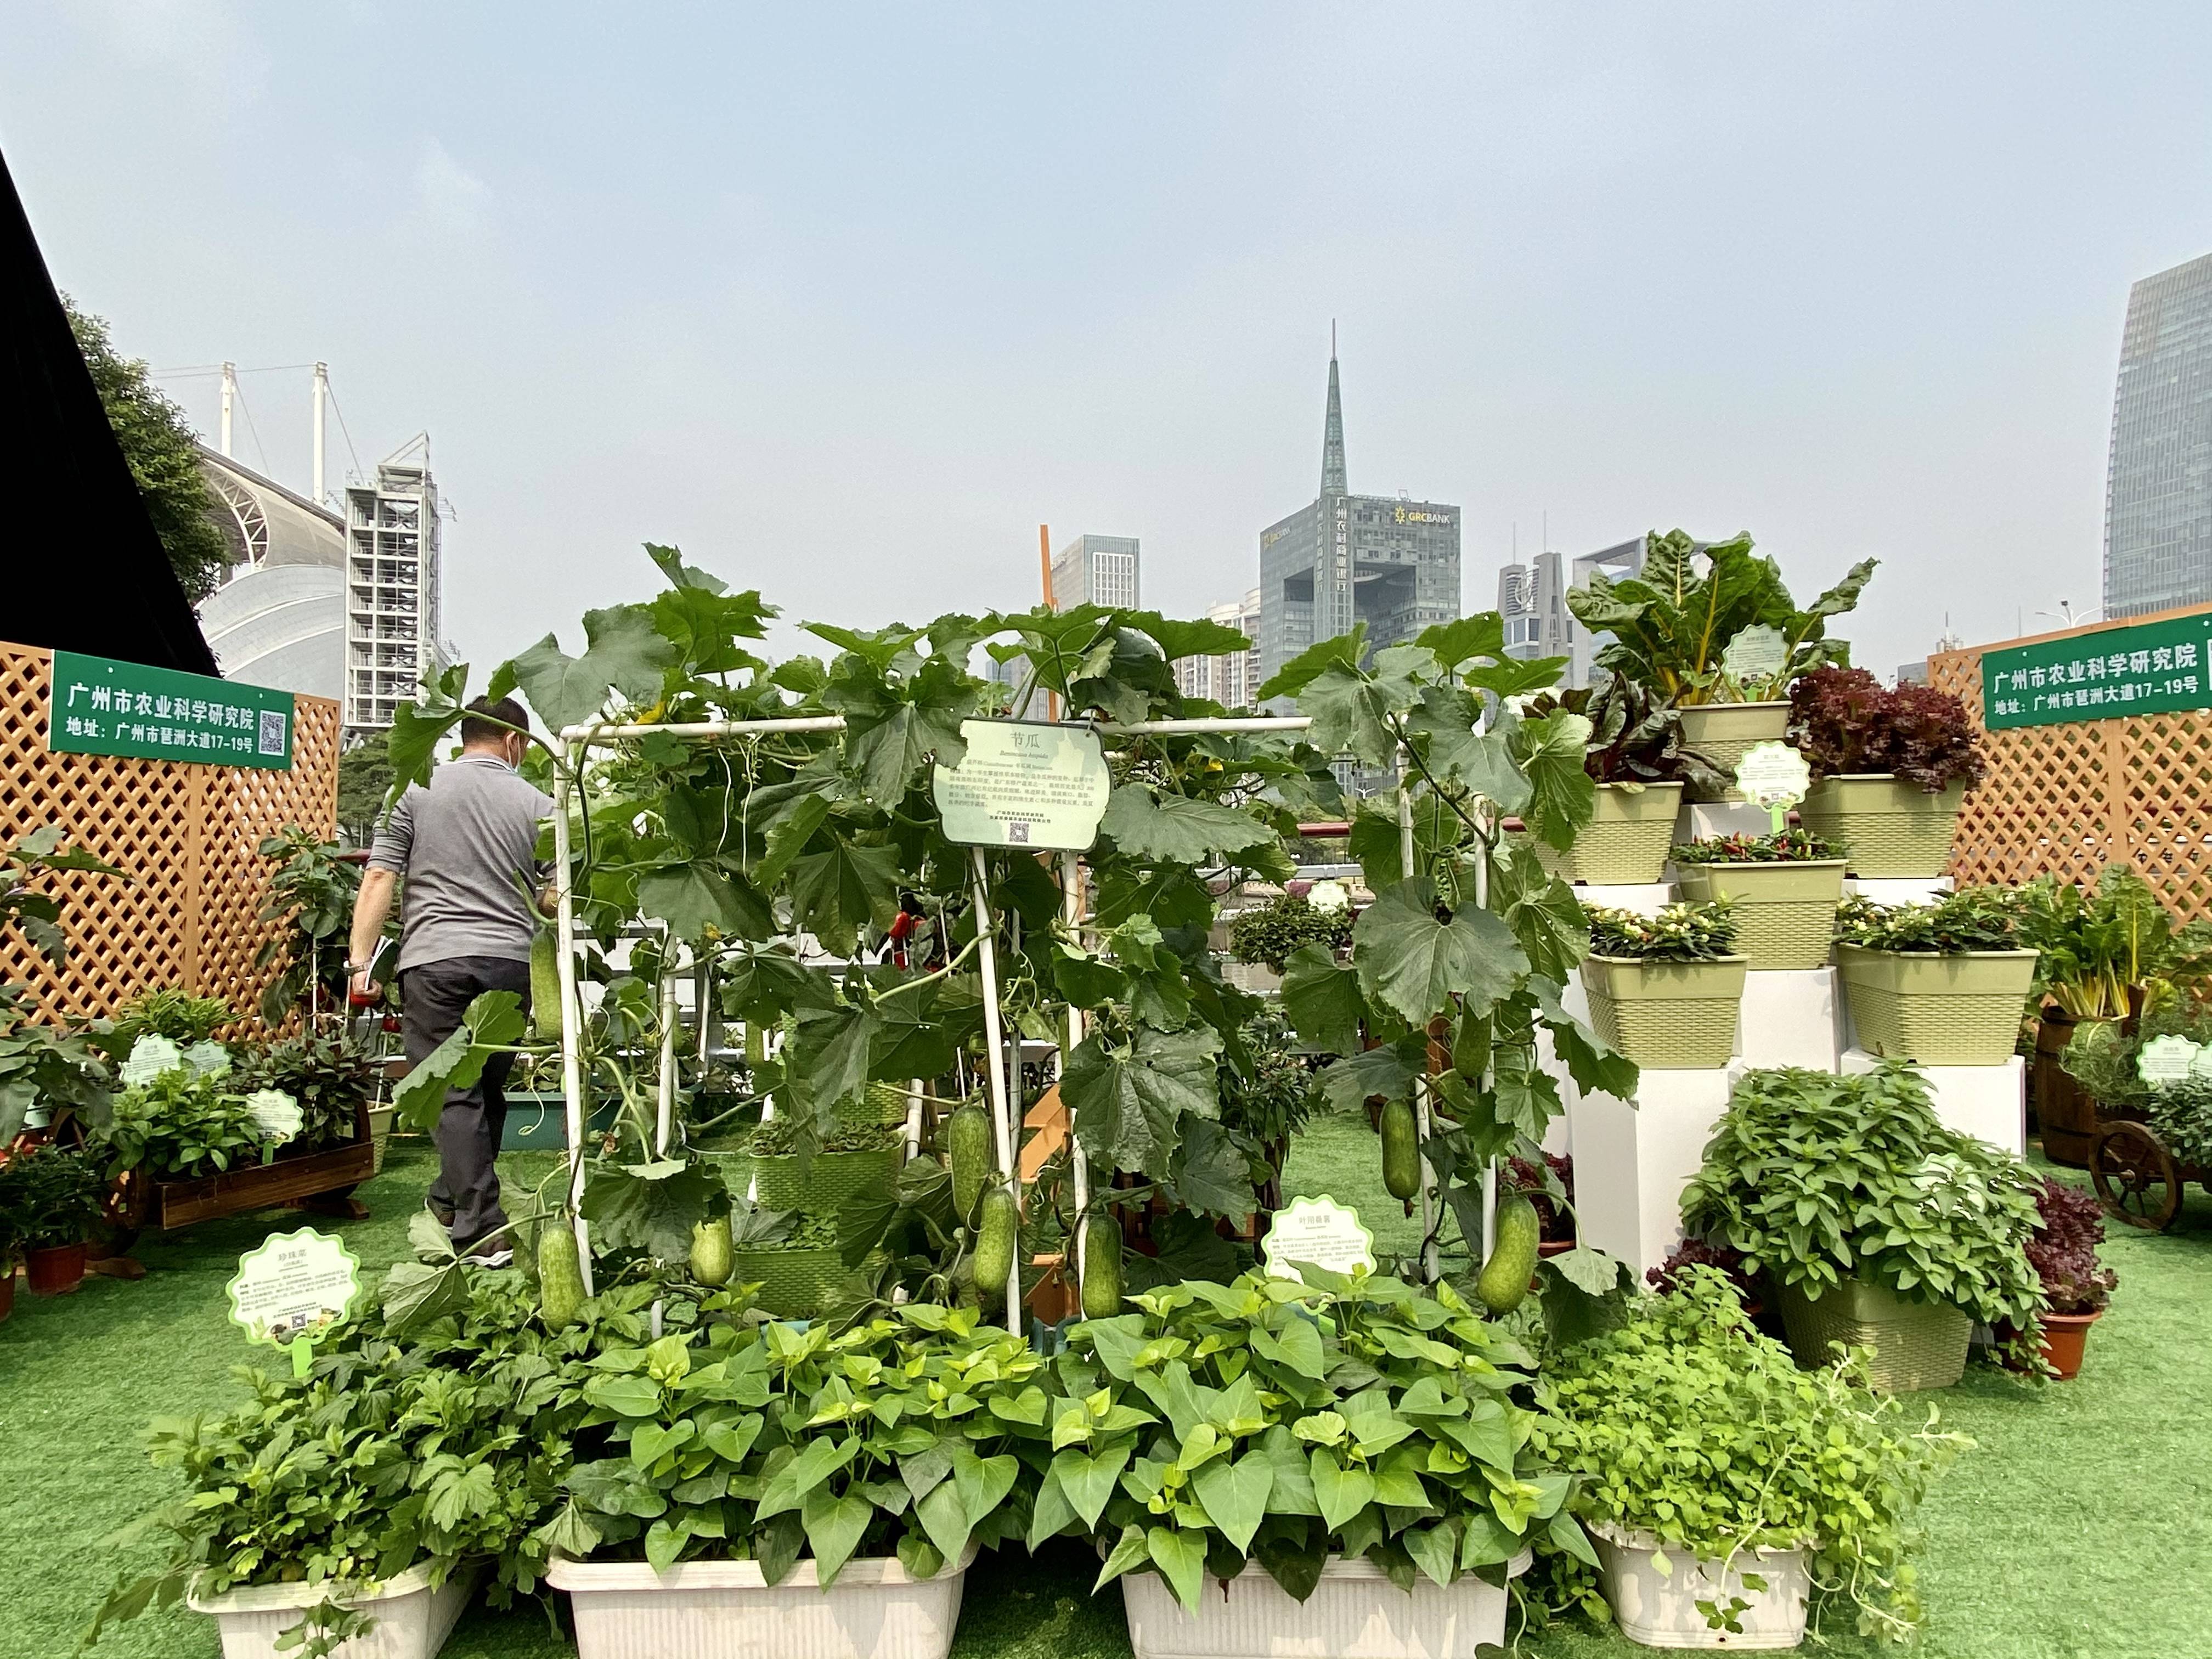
[9,3,2212,678]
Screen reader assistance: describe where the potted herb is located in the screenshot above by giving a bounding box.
[1534,1268,1966,1647]
[1788,668,1987,877]
[1227,889,1354,973]
[1672,826,1847,971]
[1520,679,1724,883]
[1565,530,1875,800]
[549,1304,1044,1659]
[2021,1177,2117,1381]
[1680,1063,2047,1391]
[1054,1270,1570,1658]
[0,1144,110,1295]
[1580,900,1747,1069]
[1833,889,2039,1067]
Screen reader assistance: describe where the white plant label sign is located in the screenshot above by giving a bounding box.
[932,720,1111,851]
[2136,1035,2203,1088]
[226,1227,360,1377]
[1733,741,1812,832]
[1262,1196,1376,1281]
[1721,624,1789,683]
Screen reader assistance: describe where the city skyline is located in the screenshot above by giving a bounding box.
[2104,250,2212,619]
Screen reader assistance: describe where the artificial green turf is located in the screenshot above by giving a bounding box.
[4,1125,2207,1659]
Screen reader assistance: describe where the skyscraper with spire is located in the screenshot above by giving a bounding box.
[1257,342,1460,699]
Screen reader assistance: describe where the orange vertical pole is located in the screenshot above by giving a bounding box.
[1039,524,1059,720]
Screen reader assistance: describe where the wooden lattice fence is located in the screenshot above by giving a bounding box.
[0,640,340,1024]
[1931,600,2212,923]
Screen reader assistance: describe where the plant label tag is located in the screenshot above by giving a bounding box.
[1720,624,1789,682]
[226,1227,360,1376]
[932,720,1111,851]
[1733,741,1811,831]
[1262,1196,1376,1282]
[2137,1035,2203,1088]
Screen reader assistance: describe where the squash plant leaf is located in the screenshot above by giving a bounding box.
[1404,687,1530,814]
[390,991,524,1133]
[1064,1025,1222,1178]
[510,605,676,736]
[1489,840,1588,982]
[1257,623,1367,703]
[1296,661,1413,767]
[821,656,977,807]
[788,841,901,953]
[1507,709,1596,851]
[1353,880,1526,1026]
[636,861,773,943]
[1101,785,1273,865]
[1279,944,1365,1056]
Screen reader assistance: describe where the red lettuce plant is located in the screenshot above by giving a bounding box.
[1505,1150,1573,1242]
[1787,666,1986,793]
[1646,1236,1758,1304]
[2025,1177,2117,1315]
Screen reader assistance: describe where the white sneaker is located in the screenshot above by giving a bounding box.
[460,1245,514,1268]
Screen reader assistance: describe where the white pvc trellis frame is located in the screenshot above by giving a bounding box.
[545,709,1491,1324]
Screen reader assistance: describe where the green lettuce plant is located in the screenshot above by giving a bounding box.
[1043,1268,1592,1610]
[1565,531,1875,704]
[1532,1269,1969,1644]
[1679,1065,2046,1350]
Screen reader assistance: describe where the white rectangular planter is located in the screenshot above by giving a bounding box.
[1590,1526,1809,1650]
[1120,1552,1529,1659]
[188,1561,480,1659]
[1569,1065,1747,1279]
[546,1545,977,1659]
[1839,1048,2025,1157]
[1735,968,1841,1071]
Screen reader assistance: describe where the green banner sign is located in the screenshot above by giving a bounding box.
[48,650,296,770]
[1980,612,2212,731]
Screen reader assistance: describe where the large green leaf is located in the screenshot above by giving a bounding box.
[1404,687,1530,814]
[789,841,901,953]
[801,1486,875,1587]
[383,661,472,798]
[1297,662,1413,766]
[1146,1526,1209,1611]
[1528,977,1639,1100]
[1118,611,1254,663]
[1169,1117,1256,1217]
[1255,624,1367,703]
[390,991,526,1132]
[1414,614,1506,672]
[1488,840,1588,981]
[579,1159,726,1265]
[1352,879,1527,1025]
[637,861,773,943]
[1309,1450,1376,1533]
[511,605,676,736]
[1279,944,1364,1054]
[1508,710,1595,851]
[823,656,977,806]
[1064,1025,1222,1177]
[1100,785,1273,865]
[1190,1454,1274,1555]
[1311,1036,1423,1115]
[1050,1443,1132,1530]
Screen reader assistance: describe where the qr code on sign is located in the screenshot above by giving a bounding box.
[1006,820,1030,844]
[257,709,286,756]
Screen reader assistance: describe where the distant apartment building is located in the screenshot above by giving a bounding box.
[1051,534,1141,611]
[1257,351,1460,701]
[1173,589,1262,708]
[2104,251,2212,619]
[343,446,445,739]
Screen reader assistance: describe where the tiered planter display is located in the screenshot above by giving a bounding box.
[1674,859,1847,970]
[1589,1525,1810,1650]
[1798,776,1966,878]
[1532,782,1683,884]
[1119,1552,1529,1659]
[547,1546,978,1659]
[1675,703,1791,801]
[188,1560,482,1659]
[1835,945,2039,1066]
[1581,955,1748,1069]
[1775,1277,1972,1392]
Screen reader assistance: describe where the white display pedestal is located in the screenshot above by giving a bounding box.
[1736,969,1842,1071]
[1844,876,1954,906]
[1839,1048,2025,1156]
[1571,1065,1747,1278]
[1675,801,1771,843]
[1564,882,1675,918]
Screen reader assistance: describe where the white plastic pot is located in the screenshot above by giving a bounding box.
[545,1544,977,1659]
[187,1560,481,1659]
[1590,1525,1809,1649]
[1120,1550,1530,1659]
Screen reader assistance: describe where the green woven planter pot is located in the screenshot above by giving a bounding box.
[842,1080,914,1130]
[1532,782,1683,884]
[1675,859,1847,970]
[1579,953,1748,1069]
[1775,1276,1972,1392]
[730,1245,846,1318]
[1675,702,1792,801]
[1836,944,2038,1065]
[1799,775,1966,878]
[752,1146,901,1212]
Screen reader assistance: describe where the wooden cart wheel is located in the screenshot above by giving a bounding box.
[2089,1120,2183,1231]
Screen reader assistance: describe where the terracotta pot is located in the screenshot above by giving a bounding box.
[2039,1308,2102,1381]
[1537,1238,1575,1259]
[0,1263,14,1323]
[24,1241,87,1296]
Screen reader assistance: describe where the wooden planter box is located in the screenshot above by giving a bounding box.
[119,1101,376,1234]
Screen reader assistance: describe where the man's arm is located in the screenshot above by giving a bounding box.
[348,868,397,999]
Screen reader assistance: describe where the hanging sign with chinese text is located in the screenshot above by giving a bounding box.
[1980,613,2212,731]
[1261,1195,1376,1281]
[48,650,295,769]
[225,1227,360,1376]
[932,719,1110,851]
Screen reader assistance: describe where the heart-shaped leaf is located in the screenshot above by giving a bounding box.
[628,1418,696,1471]
[1190,1453,1275,1555]
[1146,1525,1209,1611]
[1051,1443,1133,1531]
[1310,1449,1377,1534]
[802,1486,874,1587]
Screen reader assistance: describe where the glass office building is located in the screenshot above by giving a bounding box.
[2104,251,2212,619]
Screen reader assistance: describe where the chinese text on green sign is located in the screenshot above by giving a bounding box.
[1979,613,2212,731]
[48,650,295,770]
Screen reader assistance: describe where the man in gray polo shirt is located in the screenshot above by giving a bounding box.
[348,696,552,1263]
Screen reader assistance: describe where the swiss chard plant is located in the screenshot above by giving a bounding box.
[1043,1269,1592,1609]
[1520,677,1725,793]
[2017,864,2212,1020]
[1565,531,1875,704]
[1531,1269,1970,1644]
